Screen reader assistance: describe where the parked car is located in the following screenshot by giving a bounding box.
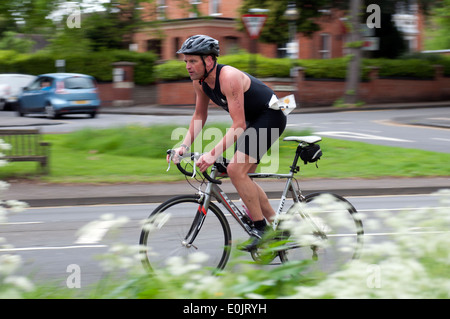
[0,74,36,111]
[17,73,101,119]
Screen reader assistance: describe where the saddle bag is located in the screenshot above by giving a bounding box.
[299,144,322,165]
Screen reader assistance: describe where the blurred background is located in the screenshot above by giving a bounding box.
[0,0,449,111]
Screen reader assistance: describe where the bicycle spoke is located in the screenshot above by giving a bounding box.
[140,196,231,272]
[278,192,364,273]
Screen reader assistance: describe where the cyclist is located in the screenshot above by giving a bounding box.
[168,35,287,250]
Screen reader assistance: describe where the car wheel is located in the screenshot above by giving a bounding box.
[17,103,26,117]
[89,111,97,118]
[45,103,58,119]
[0,99,5,111]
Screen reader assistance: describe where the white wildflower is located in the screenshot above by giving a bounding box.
[0,180,10,191]
[0,254,22,276]
[4,276,35,292]
[0,139,11,151]
[4,200,29,214]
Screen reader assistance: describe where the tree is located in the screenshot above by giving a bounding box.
[343,0,362,105]
[425,0,450,50]
[0,0,57,34]
[0,31,35,53]
[238,0,334,45]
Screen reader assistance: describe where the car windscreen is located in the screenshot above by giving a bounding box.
[0,76,34,87]
[64,77,95,89]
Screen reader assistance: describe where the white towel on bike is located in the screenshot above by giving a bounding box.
[269,94,297,115]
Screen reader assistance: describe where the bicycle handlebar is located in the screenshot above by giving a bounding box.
[167,149,222,185]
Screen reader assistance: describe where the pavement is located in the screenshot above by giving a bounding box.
[1,100,450,207]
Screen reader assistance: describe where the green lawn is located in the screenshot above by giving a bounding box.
[0,124,448,183]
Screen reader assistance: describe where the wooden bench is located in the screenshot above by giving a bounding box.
[0,129,51,174]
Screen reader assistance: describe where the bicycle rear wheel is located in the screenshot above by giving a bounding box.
[139,195,232,272]
[278,192,364,273]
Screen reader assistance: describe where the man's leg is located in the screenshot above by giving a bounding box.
[246,165,276,223]
[227,152,264,222]
[227,151,275,250]
[253,182,276,223]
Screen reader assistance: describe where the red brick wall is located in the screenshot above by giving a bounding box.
[296,66,450,106]
[154,66,450,107]
[98,83,135,107]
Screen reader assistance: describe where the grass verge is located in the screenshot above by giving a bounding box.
[0,124,448,183]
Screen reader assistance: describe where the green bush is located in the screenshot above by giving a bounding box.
[1,50,448,84]
[364,58,435,79]
[155,53,443,81]
[0,50,157,84]
[401,52,450,77]
[298,58,349,79]
[154,60,189,81]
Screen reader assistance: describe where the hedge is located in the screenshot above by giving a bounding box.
[1,50,449,84]
[0,50,157,85]
[155,53,450,82]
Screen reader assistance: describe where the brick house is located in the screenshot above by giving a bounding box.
[132,0,423,61]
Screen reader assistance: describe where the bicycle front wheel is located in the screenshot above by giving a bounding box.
[139,195,232,272]
[278,192,364,273]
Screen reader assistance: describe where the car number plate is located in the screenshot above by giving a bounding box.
[75,100,88,105]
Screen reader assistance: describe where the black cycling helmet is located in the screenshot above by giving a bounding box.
[177,35,220,57]
[177,35,220,84]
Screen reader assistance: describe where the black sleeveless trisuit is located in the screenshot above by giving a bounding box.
[202,64,287,163]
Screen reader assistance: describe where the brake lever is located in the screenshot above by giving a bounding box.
[191,152,200,178]
[166,149,175,172]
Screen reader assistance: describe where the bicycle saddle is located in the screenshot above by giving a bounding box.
[283,136,322,144]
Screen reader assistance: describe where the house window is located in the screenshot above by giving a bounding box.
[319,33,331,59]
[210,0,221,16]
[157,0,167,20]
[147,39,162,59]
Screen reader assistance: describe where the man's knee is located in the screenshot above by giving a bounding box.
[226,163,242,180]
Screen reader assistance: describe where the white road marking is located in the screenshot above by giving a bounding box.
[0,245,107,252]
[75,220,119,244]
[0,221,43,225]
[314,131,413,142]
[432,137,450,142]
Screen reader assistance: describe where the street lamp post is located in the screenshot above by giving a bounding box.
[284,2,299,76]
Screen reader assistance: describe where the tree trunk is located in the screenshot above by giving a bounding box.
[343,0,362,105]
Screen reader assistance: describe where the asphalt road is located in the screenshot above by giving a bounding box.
[288,108,450,153]
[1,193,446,290]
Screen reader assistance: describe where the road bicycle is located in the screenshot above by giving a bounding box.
[139,135,364,273]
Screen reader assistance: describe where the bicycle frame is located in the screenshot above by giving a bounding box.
[197,146,305,237]
[143,138,363,270]
[173,137,322,247]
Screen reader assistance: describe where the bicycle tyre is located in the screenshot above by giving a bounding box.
[278,192,364,273]
[139,195,232,272]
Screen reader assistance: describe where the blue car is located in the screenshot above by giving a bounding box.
[18,73,101,119]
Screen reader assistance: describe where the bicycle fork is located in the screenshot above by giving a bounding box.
[181,204,207,249]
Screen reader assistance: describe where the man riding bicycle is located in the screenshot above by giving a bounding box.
[167,35,287,250]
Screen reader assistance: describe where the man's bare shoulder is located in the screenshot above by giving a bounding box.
[220,65,249,88]
[221,65,244,79]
